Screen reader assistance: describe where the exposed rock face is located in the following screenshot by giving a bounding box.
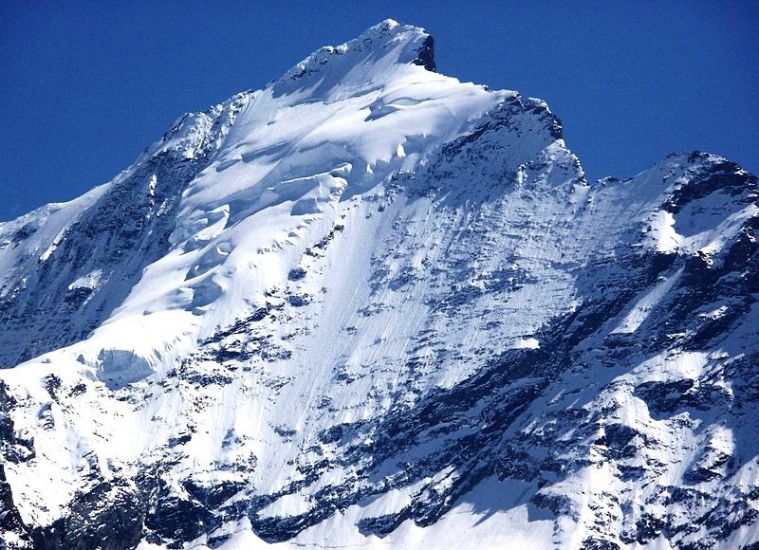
[1,19,757,550]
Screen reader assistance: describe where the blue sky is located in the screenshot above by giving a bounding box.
[1,1,757,221]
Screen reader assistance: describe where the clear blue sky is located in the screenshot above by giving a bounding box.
[1,1,757,221]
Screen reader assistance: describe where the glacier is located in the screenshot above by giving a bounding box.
[1,20,757,549]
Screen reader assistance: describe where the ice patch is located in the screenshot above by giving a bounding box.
[68,269,103,291]
[699,305,728,320]
[96,349,154,390]
[513,337,540,349]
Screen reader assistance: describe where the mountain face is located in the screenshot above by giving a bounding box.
[1,20,757,550]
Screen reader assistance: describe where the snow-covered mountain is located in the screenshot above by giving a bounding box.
[1,20,757,549]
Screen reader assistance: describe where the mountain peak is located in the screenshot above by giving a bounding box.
[1,17,757,550]
[272,20,435,97]
[366,19,436,71]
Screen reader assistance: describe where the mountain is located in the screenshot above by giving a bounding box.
[1,20,757,550]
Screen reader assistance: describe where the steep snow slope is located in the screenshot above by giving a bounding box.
[1,20,758,550]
